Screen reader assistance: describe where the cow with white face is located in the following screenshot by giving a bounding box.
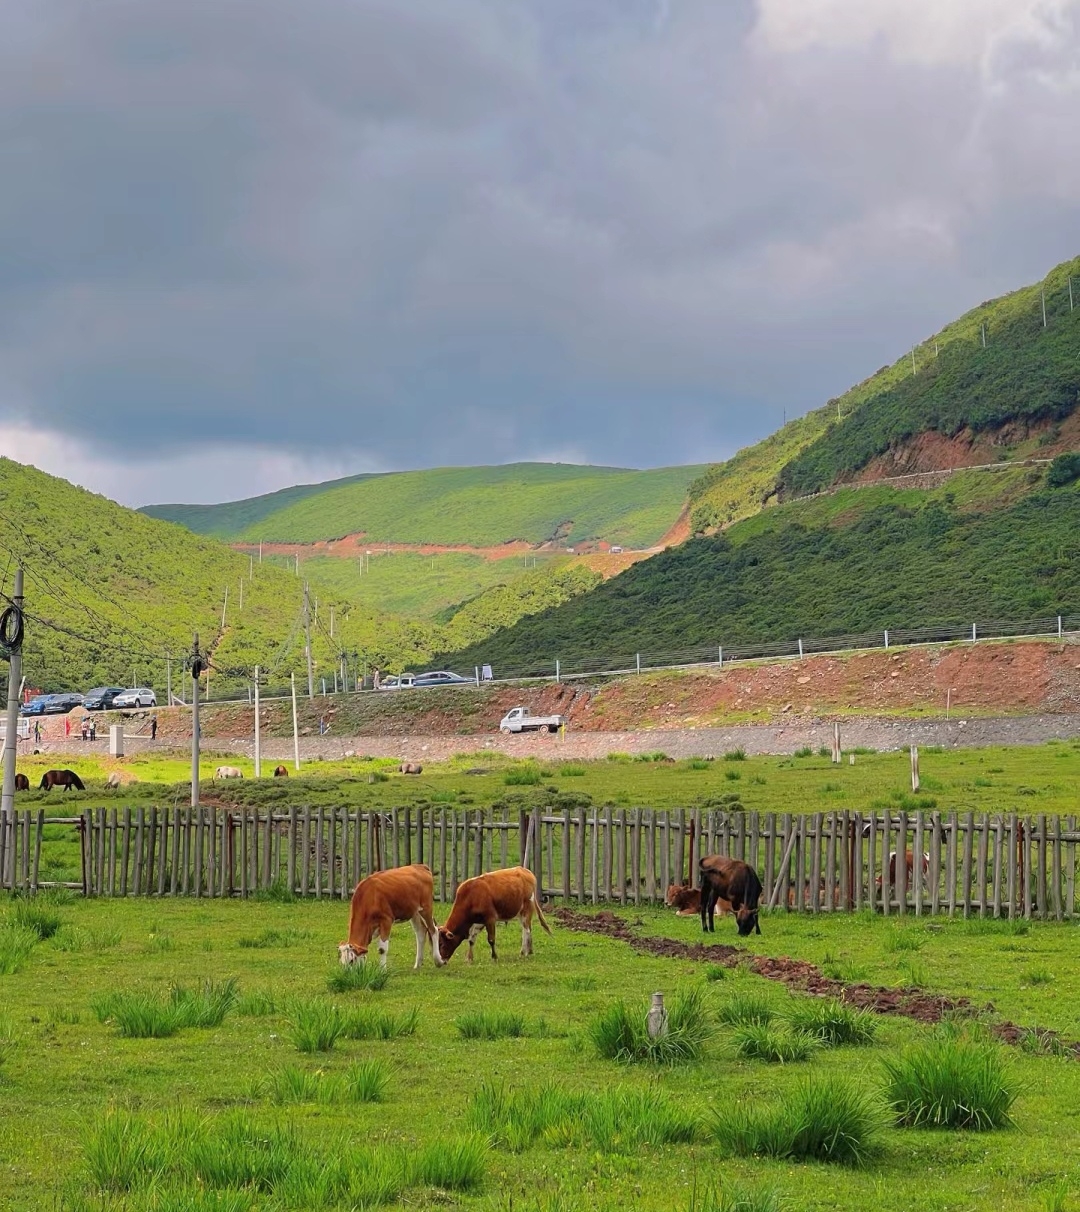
[339,863,443,970]
[437,866,552,964]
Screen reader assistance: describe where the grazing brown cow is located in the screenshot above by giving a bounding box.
[887,850,930,884]
[437,866,552,963]
[399,762,423,775]
[39,769,85,792]
[105,772,122,790]
[14,773,29,792]
[339,863,442,970]
[214,766,243,780]
[273,765,288,777]
[665,881,731,918]
[699,854,763,936]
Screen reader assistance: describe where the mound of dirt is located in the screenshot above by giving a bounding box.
[553,907,1080,1057]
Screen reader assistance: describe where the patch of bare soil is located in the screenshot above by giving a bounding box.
[553,907,1080,1057]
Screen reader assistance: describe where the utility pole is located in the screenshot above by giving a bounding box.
[190,632,204,807]
[259,541,263,564]
[295,553,299,576]
[291,672,300,771]
[1,568,25,825]
[254,664,261,778]
[303,582,314,697]
[330,605,334,640]
[238,578,243,612]
[1042,287,1048,328]
[166,652,172,707]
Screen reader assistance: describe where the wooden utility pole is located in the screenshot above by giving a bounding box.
[910,745,920,793]
[254,665,261,778]
[303,583,314,698]
[291,672,301,771]
[190,632,203,807]
[1,567,25,824]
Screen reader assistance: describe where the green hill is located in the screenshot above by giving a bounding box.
[437,467,1080,676]
[689,253,1080,531]
[0,459,430,696]
[143,462,706,549]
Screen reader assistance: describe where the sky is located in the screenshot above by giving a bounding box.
[1,0,1079,506]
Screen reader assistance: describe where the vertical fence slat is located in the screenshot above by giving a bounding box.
[946,812,958,918]
[31,810,43,893]
[976,814,989,917]
[1052,815,1063,921]
[896,810,908,917]
[991,818,1003,919]
[1037,815,1049,920]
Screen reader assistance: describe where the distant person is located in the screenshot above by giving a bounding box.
[150,715,158,740]
[88,718,96,742]
[64,716,71,738]
[80,718,89,742]
[372,668,381,691]
[33,720,41,744]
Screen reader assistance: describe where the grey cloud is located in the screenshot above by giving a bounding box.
[0,0,1079,491]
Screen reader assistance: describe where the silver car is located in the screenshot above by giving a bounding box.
[112,687,157,709]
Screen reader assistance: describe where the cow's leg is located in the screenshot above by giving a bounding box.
[486,920,497,962]
[376,924,391,969]
[467,923,483,964]
[706,888,717,933]
[419,904,444,967]
[410,911,426,970]
[700,883,709,933]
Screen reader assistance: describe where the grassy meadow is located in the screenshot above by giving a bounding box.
[0,894,1079,1211]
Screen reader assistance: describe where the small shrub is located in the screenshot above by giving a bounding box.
[732,1024,818,1064]
[408,1135,487,1191]
[559,764,587,777]
[11,901,63,940]
[1048,451,1080,487]
[786,998,876,1047]
[455,1010,526,1040]
[718,992,774,1028]
[713,1076,882,1165]
[288,1000,344,1053]
[724,748,747,761]
[883,1034,1018,1130]
[327,962,390,993]
[505,764,542,786]
[343,1058,392,1103]
[0,924,38,974]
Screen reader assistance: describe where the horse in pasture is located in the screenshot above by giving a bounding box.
[39,769,85,792]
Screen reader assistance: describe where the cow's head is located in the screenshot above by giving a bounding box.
[735,907,760,937]
[436,927,466,963]
[338,942,366,966]
[665,881,696,910]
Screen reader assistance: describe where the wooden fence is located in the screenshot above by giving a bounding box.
[2,807,1078,920]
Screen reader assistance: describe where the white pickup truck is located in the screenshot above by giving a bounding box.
[499,706,566,735]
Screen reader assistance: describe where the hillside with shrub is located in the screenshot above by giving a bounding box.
[436,467,1080,676]
[144,461,706,549]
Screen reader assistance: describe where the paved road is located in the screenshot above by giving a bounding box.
[29,713,1080,762]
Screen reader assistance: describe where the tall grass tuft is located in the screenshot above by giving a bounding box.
[504,763,542,786]
[170,978,238,1028]
[409,1135,487,1191]
[11,900,63,940]
[455,1010,526,1040]
[263,1065,326,1104]
[724,748,747,761]
[732,1024,818,1064]
[287,1000,344,1053]
[686,1181,783,1212]
[713,1076,882,1165]
[0,1015,16,1067]
[237,927,311,949]
[0,924,38,974]
[326,962,390,993]
[82,1110,167,1191]
[589,986,711,1064]
[93,991,185,1039]
[882,1034,1018,1130]
[785,998,877,1046]
[343,1058,392,1103]
[340,1005,419,1041]
[235,989,277,1017]
[717,991,774,1028]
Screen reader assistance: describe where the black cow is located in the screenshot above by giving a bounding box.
[699,855,763,936]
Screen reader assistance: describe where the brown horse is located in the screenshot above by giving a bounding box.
[39,769,85,792]
[273,765,289,777]
[699,854,763,936]
[14,773,29,792]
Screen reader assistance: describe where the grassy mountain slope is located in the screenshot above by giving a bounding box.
[140,473,379,538]
[144,462,707,548]
[436,466,1080,676]
[689,254,1080,530]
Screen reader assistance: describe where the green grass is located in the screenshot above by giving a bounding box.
[589,986,712,1064]
[455,1009,527,1040]
[339,1004,419,1041]
[148,462,707,548]
[785,998,878,1047]
[882,1031,1019,1130]
[718,992,775,1028]
[326,961,391,993]
[286,999,344,1053]
[730,1024,818,1064]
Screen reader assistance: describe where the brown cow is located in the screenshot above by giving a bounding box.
[887,850,930,884]
[437,866,552,963]
[13,773,29,792]
[339,863,443,970]
[399,762,423,775]
[664,881,732,918]
[273,765,289,777]
[699,854,763,936]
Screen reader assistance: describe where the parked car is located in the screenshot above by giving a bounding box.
[377,674,415,691]
[83,686,127,711]
[414,671,471,687]
[20,696,49,716]
[43,692,85,714]
[112,687,157,709]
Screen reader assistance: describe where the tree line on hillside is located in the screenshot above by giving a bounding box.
[435,481,1080,675]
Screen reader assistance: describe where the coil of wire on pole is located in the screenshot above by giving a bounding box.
[0,603,24,659]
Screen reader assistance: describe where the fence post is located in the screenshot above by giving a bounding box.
[1059,615,1063,639]
[910,745,919,793]
[555,659,560,683]
[972,623,977,642]
[884,630,889,649]
[798,638,803,657]
[718,646,723,667]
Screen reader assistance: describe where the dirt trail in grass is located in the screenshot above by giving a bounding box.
[553,907,1080,1057]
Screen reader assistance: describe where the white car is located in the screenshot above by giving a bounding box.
[112,687,157,709]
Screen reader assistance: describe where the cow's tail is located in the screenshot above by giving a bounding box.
[532,892,553,936]
[71,772,86,791]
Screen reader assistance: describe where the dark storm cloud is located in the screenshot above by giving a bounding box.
[1,0,1079,497]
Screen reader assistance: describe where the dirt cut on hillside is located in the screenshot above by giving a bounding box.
[553,907,1080,1058]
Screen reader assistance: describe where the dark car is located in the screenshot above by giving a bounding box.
[83,686,126,711]
[414,671,471,687]
[43,692,85,714]
[20,695,49,716]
